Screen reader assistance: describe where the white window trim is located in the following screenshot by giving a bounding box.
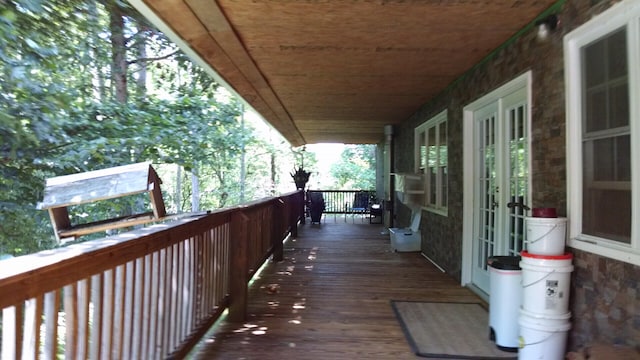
[415,110,448,216]
[564,0,640,266]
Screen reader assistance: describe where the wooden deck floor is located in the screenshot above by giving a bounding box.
[191,221,484,359]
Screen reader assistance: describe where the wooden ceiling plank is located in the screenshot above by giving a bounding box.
[185,0,305,144]
[139,0,557,145]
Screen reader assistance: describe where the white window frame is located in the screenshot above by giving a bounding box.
[415,110,448,216]
[564,0,640,266]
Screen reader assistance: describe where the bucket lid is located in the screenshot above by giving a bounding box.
[532,207,557,218]
[521,250,573,260]
[487,255,521,270]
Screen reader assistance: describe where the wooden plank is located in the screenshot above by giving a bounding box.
[57,212,156,238]
[48,207,71,236]
[38,162,152,209]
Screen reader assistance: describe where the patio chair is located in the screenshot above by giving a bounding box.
[347,191,370,222]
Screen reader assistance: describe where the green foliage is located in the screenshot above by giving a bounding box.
[0,0,287,256]
[330,145,376,190]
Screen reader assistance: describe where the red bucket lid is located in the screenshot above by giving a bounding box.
[532,207,557,218]
[521,250,573,260]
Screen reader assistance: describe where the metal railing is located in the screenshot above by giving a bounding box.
[306,190,376,221]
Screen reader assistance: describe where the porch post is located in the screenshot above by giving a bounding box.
[290,191,302,238]
[385,125,395,228]
[229,210,249,322]
[272,198,285,262]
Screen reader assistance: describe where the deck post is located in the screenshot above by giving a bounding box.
[229,210,249,322]
[272,199,285,262]
[290,191,302,238]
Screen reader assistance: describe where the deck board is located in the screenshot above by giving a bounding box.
[191,221,484,359]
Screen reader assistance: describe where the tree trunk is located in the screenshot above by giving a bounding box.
[88,0,106,101]
[135,26,148,98]
[175,164,182,213]
[109,3,128,103]
[191,165,200,212]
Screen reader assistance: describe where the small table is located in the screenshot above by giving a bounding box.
[369,203,383,224]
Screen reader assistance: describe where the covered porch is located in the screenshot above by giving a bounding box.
[192,221,482,359]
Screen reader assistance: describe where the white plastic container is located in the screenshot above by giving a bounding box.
[518,309,571,360]
[525,217,567,255]
[488,256,522,351]
[520,251,573,315]
[389,208,421,252]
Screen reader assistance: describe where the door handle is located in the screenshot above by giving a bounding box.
[507,202,530,211]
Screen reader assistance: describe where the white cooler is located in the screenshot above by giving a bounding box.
[389,210,421,252]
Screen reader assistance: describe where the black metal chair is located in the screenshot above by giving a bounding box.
[348,191,370,222]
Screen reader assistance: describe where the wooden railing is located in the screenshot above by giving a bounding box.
[0,191,304,360]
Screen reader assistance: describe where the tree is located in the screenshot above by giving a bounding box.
[330,145,376,190]
[0,0,295,255]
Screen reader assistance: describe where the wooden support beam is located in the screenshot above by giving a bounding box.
[148,166,166,218]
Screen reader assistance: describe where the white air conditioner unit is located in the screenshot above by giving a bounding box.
[392,173,424,207]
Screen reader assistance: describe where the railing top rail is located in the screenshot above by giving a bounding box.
[307,189,374,192]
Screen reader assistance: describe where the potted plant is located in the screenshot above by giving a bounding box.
[307,191,325,224]
[291,166,311,190]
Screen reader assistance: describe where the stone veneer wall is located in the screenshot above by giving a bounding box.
[393,0,638,350]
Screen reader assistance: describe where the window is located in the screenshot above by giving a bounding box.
[564,0,640,265]
[415,110,448,215]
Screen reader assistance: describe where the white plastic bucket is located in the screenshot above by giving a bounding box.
[525,217,567,255]
[520,251,573,315]
[518,309,571,360]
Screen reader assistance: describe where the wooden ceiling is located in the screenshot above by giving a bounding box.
[132,0,557,146]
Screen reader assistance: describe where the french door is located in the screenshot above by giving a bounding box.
[471,87,530,294]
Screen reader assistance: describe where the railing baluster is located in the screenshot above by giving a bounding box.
[63,284,77,360]
[43,290,59,360]
[131,257,144,359]
[122,261,135,359]
[147,251,159,359]
[113,264,125,359]
[101,269,114,360]
[89,274,102,360]
[2,305,17,360]
[22,297,41,360]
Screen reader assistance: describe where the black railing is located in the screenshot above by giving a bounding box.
[306,190,378,222]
